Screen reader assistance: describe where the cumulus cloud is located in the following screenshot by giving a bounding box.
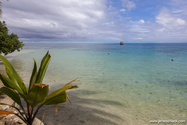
[121,0,136,11]
[152,7,187,41]
[0,0,187,42]
[156,8,186,28]
[139,19,145,24]
[1,0,113,41]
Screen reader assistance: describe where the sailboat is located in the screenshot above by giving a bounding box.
[120,27,124,45]
[120,41,124,45]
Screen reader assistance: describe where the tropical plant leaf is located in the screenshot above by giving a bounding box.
[0,87,22,106]
[0,54,28,94]
[29,59,37,91]
[27,84,49,107]
[45,85,77,101]
[0,74,23,94]
[6,68,22,90]
[0,52,79,125]
[42,91,67,105]
[47,77,79,99]
[37,80,78,108]
[64,77,80,87]
[66,93,72,105]
[39,85,78,107]
[0,110,17,115]
[35,51,51,83]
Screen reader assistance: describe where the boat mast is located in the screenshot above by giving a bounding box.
[120,25,124,45]
[121,25,124,42]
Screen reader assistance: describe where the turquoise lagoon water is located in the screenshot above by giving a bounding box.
[4,42,187,124]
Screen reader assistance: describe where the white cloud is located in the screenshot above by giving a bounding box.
[172,10,182,14]
[1,0,110,41]
[126,1,136,10]
[134,38,143,40]
[139,19,145,23]
[129,20,149,33]
[170,0,187,15]
[1,0,187,42]
[151,6,187,42]
[121,0,136,11]
[170,0,187,7]
[156,8,186,28]
[176,18,185,25]
[120,9,126,12]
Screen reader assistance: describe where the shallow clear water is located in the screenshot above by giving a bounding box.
[4,42,187,124]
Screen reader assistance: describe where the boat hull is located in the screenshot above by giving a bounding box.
[120,42,124,45]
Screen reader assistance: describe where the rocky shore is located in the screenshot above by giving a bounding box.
[0,94,44,125]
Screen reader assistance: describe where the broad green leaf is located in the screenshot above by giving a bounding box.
[39,85,77,107]
[29,59,37,91]
[6,68,21,90]
[0,110,17,115]
[43,91,67,105]
[0,87,22,106]
[36,51,51,83]
[41,51,49,65]
[0,54,28,94]
[0,74,23,94]
[0,74,11,88]
[27,84,49,107]
[46,85,78,99]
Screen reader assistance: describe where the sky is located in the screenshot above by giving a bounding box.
[0,0,187,43]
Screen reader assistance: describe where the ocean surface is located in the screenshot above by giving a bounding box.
[3,42,187,124]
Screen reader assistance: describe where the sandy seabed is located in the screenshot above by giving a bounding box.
[1,52,182,125]
[0,64,146,125]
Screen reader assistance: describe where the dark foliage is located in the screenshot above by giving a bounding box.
[0,21,24,55]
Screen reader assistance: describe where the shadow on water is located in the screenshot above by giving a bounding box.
[36,89,125,125]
